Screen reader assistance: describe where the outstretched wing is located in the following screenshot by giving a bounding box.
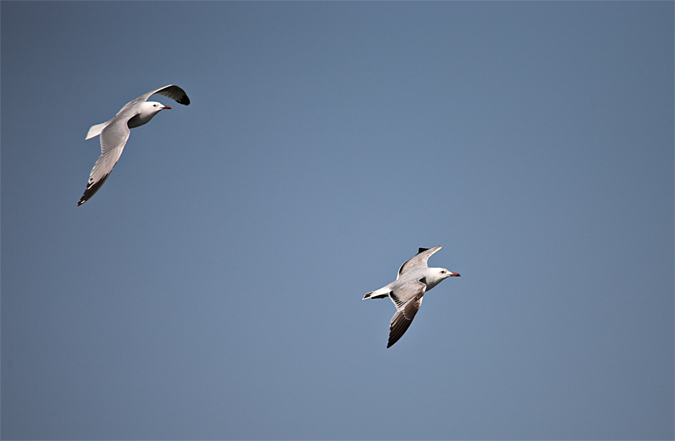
[388,285,426,348]
[77,118,130,206]
[136,84,190,106]
[397,246,442,279]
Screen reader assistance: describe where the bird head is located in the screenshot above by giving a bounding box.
[424,268,460,290]
[439,268,461,279]
[147,101,171,111]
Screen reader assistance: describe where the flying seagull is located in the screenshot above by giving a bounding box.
[363,246,460,348]
[77,84,190,206]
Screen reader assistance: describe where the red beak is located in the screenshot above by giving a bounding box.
[450,272,461,277]
[163,105,172,110]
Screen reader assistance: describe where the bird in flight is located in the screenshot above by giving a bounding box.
[363,246,460,348]
[78,84,190,206]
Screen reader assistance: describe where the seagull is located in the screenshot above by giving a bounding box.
[363,246,460,348]
[77,84,190,206]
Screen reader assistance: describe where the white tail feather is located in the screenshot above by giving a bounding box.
[363,287,391,300]
[85,122,108,140]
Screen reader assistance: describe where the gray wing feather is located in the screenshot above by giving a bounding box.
[388,289,425,348]
[388,278,426,308]
[77,119,130,206]
[397,246,442,279]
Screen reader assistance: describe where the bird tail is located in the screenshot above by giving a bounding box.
[363,287,391,300]
[85,121,108,140]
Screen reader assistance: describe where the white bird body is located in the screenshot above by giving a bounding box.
[363,246,460,348]
[78,85,190,206]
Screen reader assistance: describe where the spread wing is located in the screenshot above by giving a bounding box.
[135,84,190,106]
[387,280,426,348]
[77,118,130,206]
[397,246,442,279]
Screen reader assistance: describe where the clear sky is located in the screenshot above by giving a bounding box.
[2,2,673,440]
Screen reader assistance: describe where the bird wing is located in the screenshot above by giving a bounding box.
[77,118,130,206]
[396,246,442,279]
[388,282,426,348]
[135,84,190,106]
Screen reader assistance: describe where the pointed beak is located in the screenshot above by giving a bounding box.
[449,272,461,277]
[163,105,172,110]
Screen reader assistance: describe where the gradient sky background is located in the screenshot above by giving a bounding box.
[2,2,673,440]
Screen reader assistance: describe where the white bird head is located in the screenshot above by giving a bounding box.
[440,268,461,278]
[426,267,461,290]
[145,101,171,112]
[127,101,171,129]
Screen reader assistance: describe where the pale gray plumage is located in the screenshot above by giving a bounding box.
[78,85,190,206]
[363,246,460,348]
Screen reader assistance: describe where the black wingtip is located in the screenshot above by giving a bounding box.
[417,247,430,254]
[178,96,190,106]
[78,173,110,206]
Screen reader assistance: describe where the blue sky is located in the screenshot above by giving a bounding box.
[2,2,673,439]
